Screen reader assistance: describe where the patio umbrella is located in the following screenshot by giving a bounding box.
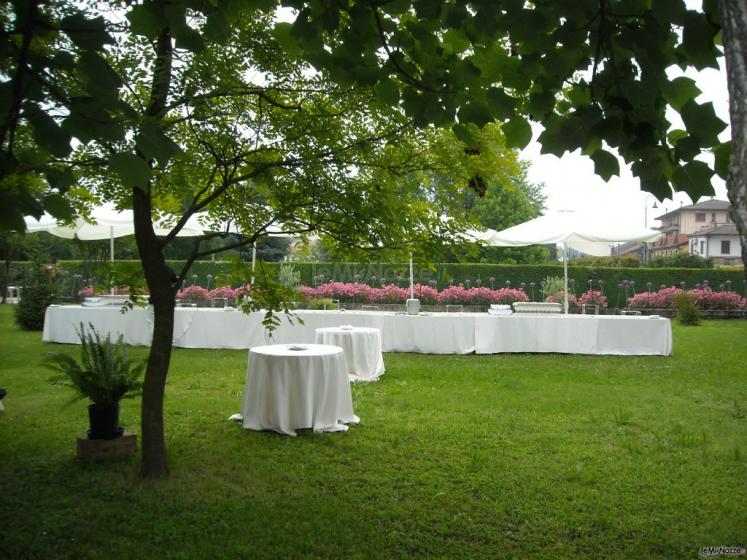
[24,204,207,261]
[486,209,661,313]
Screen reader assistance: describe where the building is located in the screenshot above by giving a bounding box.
[649,199,738,261]
[688,224,742,265]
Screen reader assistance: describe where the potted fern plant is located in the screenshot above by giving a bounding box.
[45,323,145,439]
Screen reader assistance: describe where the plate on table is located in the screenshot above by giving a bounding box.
[339,325,354,330]
[287,344,308,351]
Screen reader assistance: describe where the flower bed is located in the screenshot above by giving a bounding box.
[628,287,746,311]
[298,283,530,306]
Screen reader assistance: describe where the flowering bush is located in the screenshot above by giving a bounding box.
[628,287,746,310]
[301,282,374,303]
[545,291,578,308]
[689,288,746,310]
[491,288,530,305]
[463,287,496,305]
[78,286,95,297]
[628,287,684,309]
[371,284,410,304]
[208,286,240,304]
[177,285,210,304]
[577,290,608,309]
[412,284,439,304]
[437,285,470,304]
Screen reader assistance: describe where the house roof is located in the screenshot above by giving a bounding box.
[654,199,731,220]
[651,233,689,249]
[690,224,740,237]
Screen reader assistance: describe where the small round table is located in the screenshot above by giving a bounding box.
[239,344,359,436]
[314,326,385,382]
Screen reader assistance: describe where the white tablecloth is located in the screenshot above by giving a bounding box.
[314,327,385,382]
[239,344,359,436]
[474,315,672,355]
[42,307,477,353]
[42,306,672,356]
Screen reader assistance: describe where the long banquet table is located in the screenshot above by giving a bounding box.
[42,305,673,356]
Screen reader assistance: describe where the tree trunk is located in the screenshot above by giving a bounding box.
[134,27,176,480]
[718,0,747,281]
[133,186,177,479]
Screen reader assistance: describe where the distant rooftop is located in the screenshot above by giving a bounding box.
[654,199,730,220]
[690,224,739,236]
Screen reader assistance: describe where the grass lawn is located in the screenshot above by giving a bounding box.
[0,304,745,559]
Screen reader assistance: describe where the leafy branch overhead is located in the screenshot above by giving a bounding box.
[276,0,728,201]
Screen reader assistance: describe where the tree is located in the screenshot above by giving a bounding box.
[1,1,479,478]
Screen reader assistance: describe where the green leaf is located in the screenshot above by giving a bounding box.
[452,123,478,148]
[590,149,620,181]
[60,14,113,50]
[381,0,410,15]
[458,100,492,128]
[681,11,719,70]
[204,10,230,42]
[374,79,400,106]
[528,90,555,120]
[714,142,731,180]
[26,109,71,157]
[173,25,205,52]
[662,77,700,111]
[674,135,701,160]
[108,153,152,189]
[126,3,166,39]
[51,51,76,70]
[503,117,532,149]
[671,161,715,199]
[652,0,686,26]
[667,129,688,144]
[135,119,182,165]
[44,167,75,191]
[680,100,727,147]
[43,193,75,221]
[442,29,470,55]
[272,22,302,57]
[487,87,516,121]
[78,51,122,102]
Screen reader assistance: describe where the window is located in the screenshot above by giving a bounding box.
[711,213,716,223]
[695,212,706,222]
[721,240,731,254]
[700,240,705,254]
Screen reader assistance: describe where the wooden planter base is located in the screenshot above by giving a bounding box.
[76,432,137,461]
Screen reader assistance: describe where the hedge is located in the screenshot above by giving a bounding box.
[8,260,747,308]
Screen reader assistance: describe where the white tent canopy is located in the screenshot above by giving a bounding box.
[24,204,208,262]
[486,209,661,313]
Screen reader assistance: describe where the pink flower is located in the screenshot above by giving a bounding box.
[545,291,578,307]
[578,290,608,309]
[177,285,210,303]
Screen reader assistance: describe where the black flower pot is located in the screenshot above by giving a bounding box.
[87,403,123,440]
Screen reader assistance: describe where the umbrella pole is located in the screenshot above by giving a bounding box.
[250,242,256,287]
[110,226,115,295]
[563,243,568,314]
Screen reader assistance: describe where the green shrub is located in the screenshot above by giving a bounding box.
[540,276,565,298]
[308,298,337,310]
[44,323,145,405]
[14,264,55,331]
[672,292,701,326]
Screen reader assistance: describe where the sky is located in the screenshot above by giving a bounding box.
[520,11,730,231]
